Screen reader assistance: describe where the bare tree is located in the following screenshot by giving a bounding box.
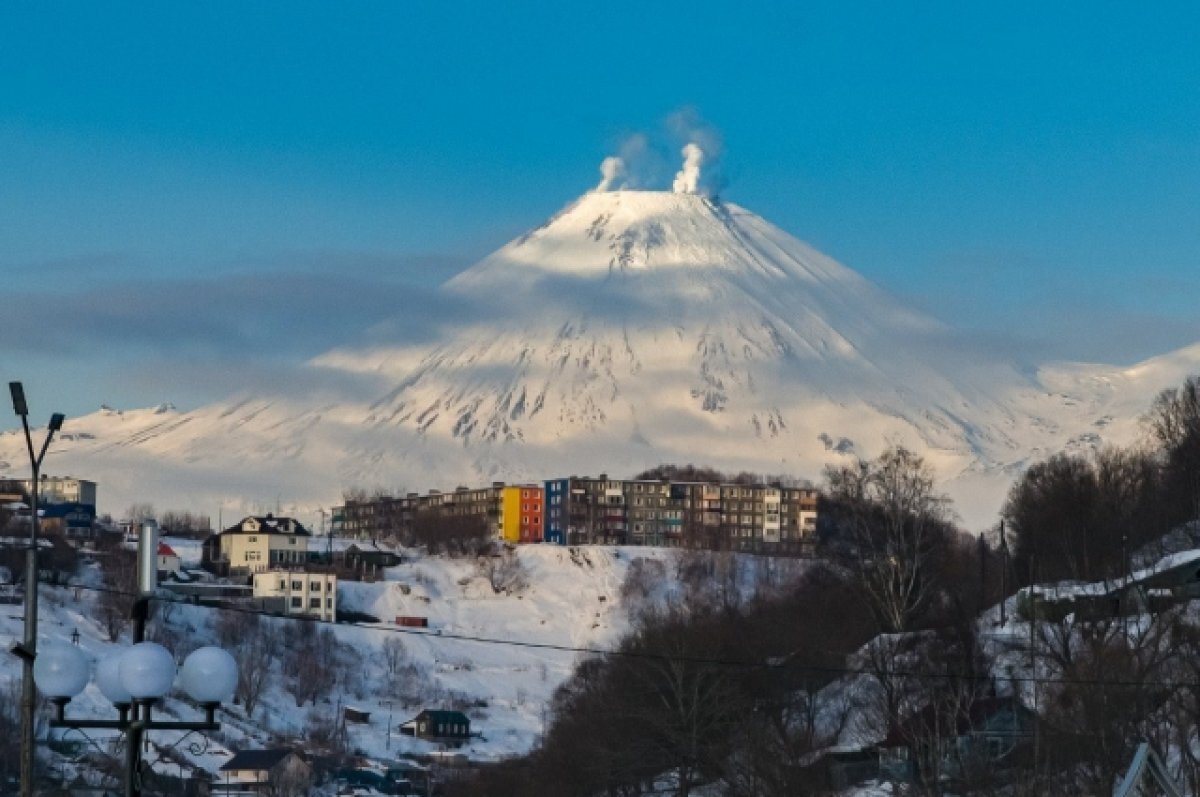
[824,446,954,633]
[97,548,138,641]
[159,510,212,538]
[413,510,491,556]
[477,549,528,594]
[1004,447,1162,585]
[1147,375,1200,523]
[217,611,280,717]
[124,502,156,524]
[283,624,341,706]
[381,636,407,676]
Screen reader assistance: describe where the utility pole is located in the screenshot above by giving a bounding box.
[8,382,64,797]
[998,520,1009,626]
[1028,549,1037,668]
[978,531,987,616]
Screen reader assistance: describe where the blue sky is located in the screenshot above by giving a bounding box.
[2,2,1199,418]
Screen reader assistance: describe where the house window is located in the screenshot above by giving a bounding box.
[247,536,258,542]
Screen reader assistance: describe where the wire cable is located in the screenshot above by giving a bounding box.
[8,578,1200,691]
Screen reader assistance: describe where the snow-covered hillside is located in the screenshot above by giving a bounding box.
[2,189,1198,529]
[0,541,792,780]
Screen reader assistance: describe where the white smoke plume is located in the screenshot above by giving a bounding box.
[671,142,705,195]
[594,134,651,191]
[590,111,723,195]
[667,107,724,196]
[596,156,626,192]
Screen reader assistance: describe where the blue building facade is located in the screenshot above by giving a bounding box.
[543,479,569,545]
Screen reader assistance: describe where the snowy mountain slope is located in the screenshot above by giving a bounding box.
[1,190,1196,528]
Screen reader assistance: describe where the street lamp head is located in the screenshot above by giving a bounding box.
[48,413,65,432]
[96,651,133,706]
[33,643,90,700]
[119,642,177,700]
[8,382,27,417]
[180,647,238,704]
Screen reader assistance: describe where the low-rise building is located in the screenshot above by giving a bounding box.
[216,748,310,795]
[156,542,182,576]
[202,515,310,576]
[400,709,472,745]
[252,569,337,621]
[341,542,403,571]
[0,476,97,506]
[0,477,98,542]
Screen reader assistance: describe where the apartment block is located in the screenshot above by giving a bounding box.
[342,474,819,554]
[547,475,818,553]
[0,476,97,507]
[500,485,544,543]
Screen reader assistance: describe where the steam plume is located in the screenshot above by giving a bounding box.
[671,142,705,195]
[596,156,626,192]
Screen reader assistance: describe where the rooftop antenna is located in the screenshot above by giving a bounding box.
[324,509,333,563]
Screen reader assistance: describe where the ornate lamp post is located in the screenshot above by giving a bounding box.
[7,381,64,797]
[34,642,239,797]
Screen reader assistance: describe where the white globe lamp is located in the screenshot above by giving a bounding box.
[119,642,177,700]
[96,651,133,705]
[33,643,90,700]
[180,647,239,705]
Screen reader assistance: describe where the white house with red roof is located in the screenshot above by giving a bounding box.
[156,542,182,576]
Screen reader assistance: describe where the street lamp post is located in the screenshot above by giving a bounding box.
[8,381,64,797]
[380,699,394,751]
[34,642,239,797]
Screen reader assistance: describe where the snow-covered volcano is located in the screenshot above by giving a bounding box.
[2,190,1196,528]
[321,190,1039,477]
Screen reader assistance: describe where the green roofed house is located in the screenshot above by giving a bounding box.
[399,709,472,745]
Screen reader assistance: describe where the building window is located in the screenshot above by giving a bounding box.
[310,598,321,608]
[290,597,302,608]
[292,580,302,590]
[327,597,333,607]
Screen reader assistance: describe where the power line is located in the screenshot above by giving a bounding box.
[10,578,1200,692]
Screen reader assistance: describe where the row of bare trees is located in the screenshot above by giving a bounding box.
[1004,375,1200,586]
